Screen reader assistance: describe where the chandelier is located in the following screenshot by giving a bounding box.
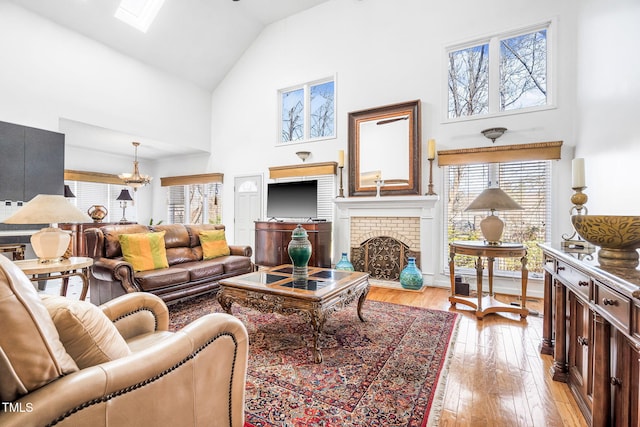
[119,142,152,191]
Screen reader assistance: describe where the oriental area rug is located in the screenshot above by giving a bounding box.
[169,293,459,427]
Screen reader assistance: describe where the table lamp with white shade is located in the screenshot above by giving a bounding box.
[3,194,92,263]
[465,187,523,245]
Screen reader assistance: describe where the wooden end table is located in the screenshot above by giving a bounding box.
[448,241,528,319]
[218,264,370,363]
[14,256,93,300]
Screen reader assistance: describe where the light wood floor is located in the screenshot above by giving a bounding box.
[367,286,588,427]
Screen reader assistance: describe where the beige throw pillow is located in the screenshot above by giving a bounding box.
[0,256,78,402]
[41,295,131,369]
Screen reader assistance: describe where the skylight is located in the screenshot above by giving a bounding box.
[114,0,165,33]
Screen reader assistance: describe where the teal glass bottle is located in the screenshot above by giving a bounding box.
[288,224,312,278]
[399,257,423,290]
[335,252,354,271]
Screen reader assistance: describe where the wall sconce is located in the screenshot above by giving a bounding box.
[481,127,507,143]
[116,189,134,223]
[296,151,311,162]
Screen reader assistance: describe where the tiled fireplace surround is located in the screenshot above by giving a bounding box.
[333,195,439,287]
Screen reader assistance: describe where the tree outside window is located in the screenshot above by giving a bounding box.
[500,30,547,111]
[280,78,335,143]
[282,88,304,142]
[448,44,489,118]
[448,24,549,119]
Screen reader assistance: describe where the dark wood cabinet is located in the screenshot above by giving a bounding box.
[59,222,136,257]
[567,291,594,418]
[0,120,64,202]
[540,243,640,426]
[254,221,332,268]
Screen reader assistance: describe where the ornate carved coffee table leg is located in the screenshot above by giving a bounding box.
[357,285,369,322]
[217,289,233,314]
[310,310,327,363]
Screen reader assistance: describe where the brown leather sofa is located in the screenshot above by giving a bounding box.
[0,254,249,427]
[85,223,253,305]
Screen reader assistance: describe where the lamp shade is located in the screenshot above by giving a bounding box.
[116,189,134,201]
[465,187,523,245]
[3,194,92,263]
[3,194,92,224]
[465,187,523,212]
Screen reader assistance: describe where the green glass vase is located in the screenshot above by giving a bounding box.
[400,257,423,290]
[288,224,312,278]
[335,252,355,271]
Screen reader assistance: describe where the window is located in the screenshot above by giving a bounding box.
[445,160,552,277]
[115,0,165,33]
[279,78,335,143]
[65,181,135,223]
[448,23,550,119]
[167,183,222,225]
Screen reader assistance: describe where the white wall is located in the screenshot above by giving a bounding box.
[0,2,213,223]
[209,0,580,293]
[575,0,640,215]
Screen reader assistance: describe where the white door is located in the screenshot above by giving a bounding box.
[234,175,262,250]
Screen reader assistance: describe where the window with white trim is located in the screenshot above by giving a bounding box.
[445,160,552,277]
[279,77,335,144]
[167,183,222,225]
[447,22,550,119]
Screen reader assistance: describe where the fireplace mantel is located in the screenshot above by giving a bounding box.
[334,195,439,211]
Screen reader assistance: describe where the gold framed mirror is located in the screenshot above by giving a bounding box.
[348,100,421,197]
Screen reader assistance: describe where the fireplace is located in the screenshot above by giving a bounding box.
[334,195,439,287]
[350,216,420,281]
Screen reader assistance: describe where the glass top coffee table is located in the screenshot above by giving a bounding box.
[218,264,370,363]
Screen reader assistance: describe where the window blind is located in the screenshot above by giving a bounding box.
[446,160,551,276]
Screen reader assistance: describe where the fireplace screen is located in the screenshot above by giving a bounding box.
[351,236,420,281]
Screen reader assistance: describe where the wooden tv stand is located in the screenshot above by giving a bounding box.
[254,221,332,268]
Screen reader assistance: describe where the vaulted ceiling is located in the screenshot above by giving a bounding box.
[8,0,330,91]
[8,0,331,159]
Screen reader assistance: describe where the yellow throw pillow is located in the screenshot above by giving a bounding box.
[200,229,230,260]
[119,231,169,272]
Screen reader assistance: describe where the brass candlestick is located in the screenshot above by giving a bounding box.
[426,158,437,196]
[562,186,593,250]
[570,186,588,215]
[338,166,345,198]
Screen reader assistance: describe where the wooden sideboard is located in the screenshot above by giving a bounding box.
[539,243,640,426]
[59,222,136,257]
[254,221,332,268]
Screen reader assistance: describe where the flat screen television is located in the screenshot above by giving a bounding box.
[266,180,318,219]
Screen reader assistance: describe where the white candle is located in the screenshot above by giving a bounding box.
[338,150,344,167]
[572,158,585,188]
[427,139,436,160]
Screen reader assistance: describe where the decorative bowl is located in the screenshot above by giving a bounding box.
[571,215,640,268]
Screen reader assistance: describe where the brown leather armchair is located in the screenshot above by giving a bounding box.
[0,255,248,427]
